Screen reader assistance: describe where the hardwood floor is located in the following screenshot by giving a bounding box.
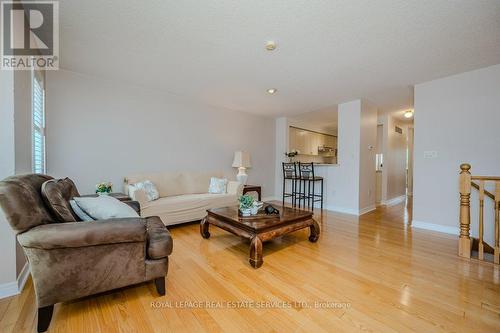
[1,200,500,332]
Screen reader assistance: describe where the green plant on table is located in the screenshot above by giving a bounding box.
[238,194,254,210]
[96,182,112,194]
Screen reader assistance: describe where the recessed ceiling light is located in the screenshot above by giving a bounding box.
[267,88,277,94]
[265,41,276,51]
[404,110,414,118]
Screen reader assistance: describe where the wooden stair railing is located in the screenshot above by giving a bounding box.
[459,163,500,264]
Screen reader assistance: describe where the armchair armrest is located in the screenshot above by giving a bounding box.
[18,218,147,250]
[227,181,243,196]
[146,216,173,259]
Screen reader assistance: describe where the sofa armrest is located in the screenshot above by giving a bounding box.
[129,188,148,208]
[18,218,147,250]
[227,181,243,196]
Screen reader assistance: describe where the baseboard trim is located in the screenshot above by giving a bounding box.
[411,220,458,235]
[272,198,375,217]
[382,195,406,206]
[0,281,19,299]
[17,262,30,292]
[359,204,376,216]
[0,263,30,299]
[324,205,359,216]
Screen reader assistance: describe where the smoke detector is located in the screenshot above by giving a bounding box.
[265,41,277,51]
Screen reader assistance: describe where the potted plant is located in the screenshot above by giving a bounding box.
[96,182,112,195]
[238,194,254,216]
[284,150,299,162]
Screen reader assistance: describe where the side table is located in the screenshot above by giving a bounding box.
[243,185,261,201]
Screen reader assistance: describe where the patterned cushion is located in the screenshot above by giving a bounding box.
[208,177,228,194]
[130,180,159,202]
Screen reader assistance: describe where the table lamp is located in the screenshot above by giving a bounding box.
[232,151,251,184]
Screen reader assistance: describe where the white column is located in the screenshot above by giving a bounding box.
[326,100,361,213]
[0,70,19,297]
[320,100,376,215]
[274,117,289,200]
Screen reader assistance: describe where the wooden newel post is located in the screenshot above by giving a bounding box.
[459,163,472,258]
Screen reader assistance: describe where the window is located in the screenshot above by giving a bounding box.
[32,70,46,174]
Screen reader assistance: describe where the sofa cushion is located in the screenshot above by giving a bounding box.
[146,216,173,259]
[141,193,237,225]
[73,196,139,220]
[41,178,80,222]
[125,171,223,197]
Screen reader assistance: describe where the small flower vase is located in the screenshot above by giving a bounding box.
[97,192,109,196]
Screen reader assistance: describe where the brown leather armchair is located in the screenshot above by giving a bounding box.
[0,174,173,332]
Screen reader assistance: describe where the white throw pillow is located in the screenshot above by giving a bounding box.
[73,196,139,220]
[208,177,228,194]
[131,180,159,202]
[69,199,94,221]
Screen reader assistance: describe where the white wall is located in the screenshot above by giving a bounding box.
[413,64,500,235]
[377,114,409,204]
[386,116,408,201]
[287,119,337,136]
[358,101,377,212]
[46,70,275,196]
[0,70,18,295]
[13,71,33,277]
[14,71,33,175]
[1,69,33,296]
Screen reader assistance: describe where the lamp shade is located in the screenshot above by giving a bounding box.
[232,151,251,168]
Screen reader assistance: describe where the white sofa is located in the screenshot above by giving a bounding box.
[124,171,243,226]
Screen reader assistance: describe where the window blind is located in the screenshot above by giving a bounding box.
[32,71,46,174]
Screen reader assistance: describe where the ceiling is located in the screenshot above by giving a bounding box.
[59,0,500,117]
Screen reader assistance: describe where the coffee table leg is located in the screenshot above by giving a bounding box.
[249,236,263,268]
[200,217,210,239]
[309,219,320,242]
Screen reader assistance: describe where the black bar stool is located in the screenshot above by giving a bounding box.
[282,162,298,207]
[297,162,324,211]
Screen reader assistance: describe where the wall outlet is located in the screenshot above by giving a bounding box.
[423,151,438,159]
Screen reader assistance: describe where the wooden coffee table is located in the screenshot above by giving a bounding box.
[200,204,320,268]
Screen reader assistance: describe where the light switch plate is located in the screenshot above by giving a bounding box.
[423,151,438,159]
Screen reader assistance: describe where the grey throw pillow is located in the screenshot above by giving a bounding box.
[72,196,139,220]
[69,199,94,221]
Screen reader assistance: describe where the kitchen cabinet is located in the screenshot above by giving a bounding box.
[288,126,337,156]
